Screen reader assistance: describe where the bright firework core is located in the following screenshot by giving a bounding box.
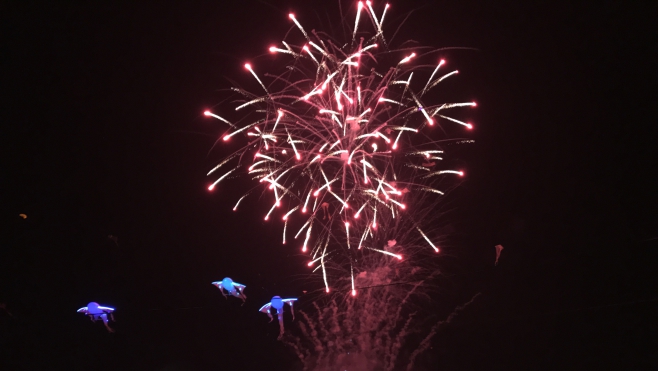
[205,1,475,293]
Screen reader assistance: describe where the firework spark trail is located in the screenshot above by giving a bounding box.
[204,1,474,291]
[387,312,416,370]
[405,293,482,371]
[285,250,453,371]
[300,308,323,351]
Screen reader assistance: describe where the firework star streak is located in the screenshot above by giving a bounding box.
[204,1,475,292]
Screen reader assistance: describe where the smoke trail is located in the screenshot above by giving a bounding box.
[406,293,481,371]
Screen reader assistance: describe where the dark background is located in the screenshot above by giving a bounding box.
[1,1,656,370]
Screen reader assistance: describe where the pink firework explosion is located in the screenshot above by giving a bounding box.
[204,1,475,293]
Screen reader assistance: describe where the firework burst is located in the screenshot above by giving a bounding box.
[204,1,475,292]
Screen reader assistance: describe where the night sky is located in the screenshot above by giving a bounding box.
[2,1,656,370]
